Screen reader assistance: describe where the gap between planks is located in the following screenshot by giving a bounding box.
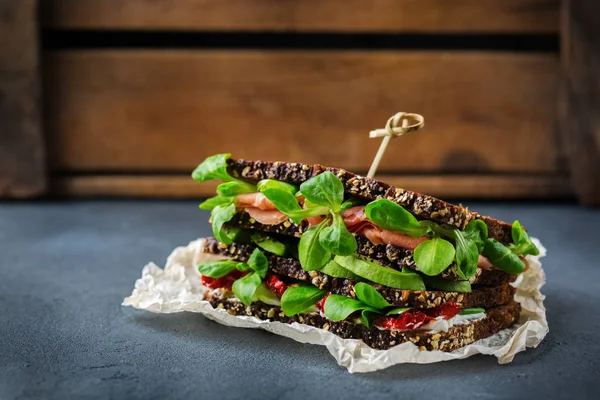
[41,0,559,34]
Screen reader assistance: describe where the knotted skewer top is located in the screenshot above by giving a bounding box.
[366,112,425,178]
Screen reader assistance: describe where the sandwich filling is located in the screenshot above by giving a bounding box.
[192,154,535,350]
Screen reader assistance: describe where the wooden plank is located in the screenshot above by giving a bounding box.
[0,0,46,198]
[41,0,559,33]
[51,174,572,199]
[559,0,600,205]
[44,51,560,175]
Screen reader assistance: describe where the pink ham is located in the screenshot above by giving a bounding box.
[306,216,325,226]
[341,206,367,226]
[245,207,288,225]
[477,255,494,270]
[235,193,277,211]
[362,227,429,250]
[341,206,426,249]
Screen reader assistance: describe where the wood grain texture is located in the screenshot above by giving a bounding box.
[560,0,600,206]
[41,0,559,33]
[44,51,560,175]
[51,174,572,199]
[0,0,46,198]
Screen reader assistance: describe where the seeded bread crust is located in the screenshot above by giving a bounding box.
[224,213,514,285]
[205,292,521,352]
[203,238,515,309]
[227,158,512,243]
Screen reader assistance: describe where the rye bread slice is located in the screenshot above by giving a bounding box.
[205,292,521,352]
[203,237,515,309]
[225,212,514,285]
[227,158,513,243]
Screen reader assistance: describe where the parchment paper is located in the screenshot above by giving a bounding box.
[123,238,547,373]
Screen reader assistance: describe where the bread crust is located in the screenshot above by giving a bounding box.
[205,292,521,352]
[227,158,513,243]
[203,237,516,309]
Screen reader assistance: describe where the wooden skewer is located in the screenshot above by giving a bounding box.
[366,112,425,178]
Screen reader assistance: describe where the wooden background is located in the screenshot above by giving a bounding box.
[0,0,45,197]
[3,0,598,202]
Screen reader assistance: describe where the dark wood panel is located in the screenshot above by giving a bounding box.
[0,0,46,198]
[44,51,560,175]
[41,0,559,33]
[51,174,572,199]
[560,0,600,205]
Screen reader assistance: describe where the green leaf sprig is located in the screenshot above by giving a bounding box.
[413,236,456,277]
[198,248,269,306]
[259,172,358,271]
[509,220,540,256]
[250,233,288,257]
[255,179,328,224]
[280,285,326,316]
[364,199,429,237]
[278,277,414,327]
[192,153,235,183]
[324,283,411,327]
[193,154,258,244]
[480,220,539,274]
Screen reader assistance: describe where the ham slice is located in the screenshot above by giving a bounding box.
[235,193,278,211]
[341,206,368,226]
[477,255,494,270]
[306,216,324,226]
[362,227,428,250]
[234,194,496,270]
[341,206,426,249]
[245,207,288,225]
[236,192,305,225]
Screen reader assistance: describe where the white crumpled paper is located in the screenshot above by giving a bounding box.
[123,238,548,373]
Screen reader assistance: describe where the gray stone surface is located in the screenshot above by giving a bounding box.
[1,201,599,400]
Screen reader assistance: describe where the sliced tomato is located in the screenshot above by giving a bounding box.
[316,293,330,313]
[201,270,247,290]
[376,302,462,330]
[429,302,461,320]
[376,311,431,330]
[266,275,288,298]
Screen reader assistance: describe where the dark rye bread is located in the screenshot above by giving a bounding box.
[354,236,514,285]
[227,158,512,243]
[205,292,521,352]
[203,237,516,309]
[225,213,514,285]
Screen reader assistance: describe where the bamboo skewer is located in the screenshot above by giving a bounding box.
[366,112,425,178]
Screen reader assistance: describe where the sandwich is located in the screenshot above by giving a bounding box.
[192,153,539,352]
